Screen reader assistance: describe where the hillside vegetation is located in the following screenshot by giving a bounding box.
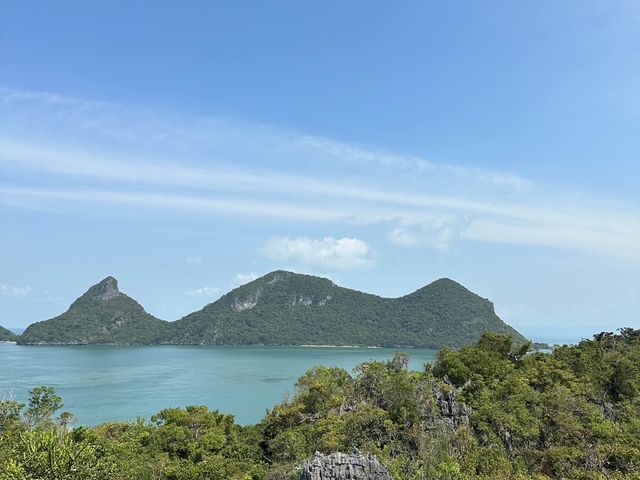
[19,277,171,345]
[1,328,639,479]
[18,271,525,348]
[0,325,17,342]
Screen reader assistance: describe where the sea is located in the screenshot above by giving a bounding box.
[0,342,437,426]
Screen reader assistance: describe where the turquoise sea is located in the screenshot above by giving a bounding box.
[0,342,436,426]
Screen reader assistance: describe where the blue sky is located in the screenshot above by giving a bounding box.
[1,0,639,341]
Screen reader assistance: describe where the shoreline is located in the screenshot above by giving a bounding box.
[6,342,432,349]
[300,344,382,349]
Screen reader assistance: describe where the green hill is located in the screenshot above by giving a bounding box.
[18,277,171,345]
[170,271,526,348]
[17,271,526,347]
[0,325,18,342]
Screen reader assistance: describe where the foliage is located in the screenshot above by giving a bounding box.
[17,271,526,348]
[0,325,17,342]
[3,327,640,479]
[0,429,116,480]
[24,386,63,428]
[0,399,24,432]
[19,278,171,345]
[173,271,527,348]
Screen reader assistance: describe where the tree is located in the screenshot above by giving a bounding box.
[57,412,77,430]
[0,398,24,432]
[24,386,62,428]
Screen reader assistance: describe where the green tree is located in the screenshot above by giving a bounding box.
[3,429,116,480]
[25,386,62,428]
[0,399,24,432]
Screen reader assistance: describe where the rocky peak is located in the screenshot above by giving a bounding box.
[300,450,393,480]
[84,276,122,301]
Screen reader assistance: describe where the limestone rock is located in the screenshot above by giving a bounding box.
[86,276,122,301]
[300,450,393,480]
[420,378,472,432]
[231,288,262,311]
[435,381,472,428]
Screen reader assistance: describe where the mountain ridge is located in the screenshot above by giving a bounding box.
[17,271,526,347]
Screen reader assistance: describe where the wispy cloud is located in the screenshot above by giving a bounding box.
[185,286,220,297]
[0,284,31,298]
[262,236,374,271]
[389,214,464,252]
[0,186,349,221]
[32,290,65,304]
[1,87,639,261]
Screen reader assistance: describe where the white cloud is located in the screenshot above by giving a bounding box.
[389,214,464,252]
[263,236,374,271]
[234,272,259,285]
[185,286,220,297]
[0,87,639,262]
[0,87,530,194]
[185,255,203,266]
[32,290,64,303]
[463,219,640,260]
[0,284,31,298]
[389,228,420,247]
[0,186,349,222]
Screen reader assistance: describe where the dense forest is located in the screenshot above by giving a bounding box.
[0,326,17,342]
[2,327,639,479]
[18,272,525,348]
[17,277,172,345]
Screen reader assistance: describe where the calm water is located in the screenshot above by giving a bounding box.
[0,343,436,425]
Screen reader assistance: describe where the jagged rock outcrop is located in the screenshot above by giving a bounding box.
[300,451,393,480]
[86,275,122,301]
[419,378,472,432]
[435,379,472,428]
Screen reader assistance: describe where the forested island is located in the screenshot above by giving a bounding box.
[1,328,639,478]
[0,325,17,342]
[17,271,525,348]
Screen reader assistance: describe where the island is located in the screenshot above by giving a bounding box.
[0,325,17,342]
[18,271,526,348]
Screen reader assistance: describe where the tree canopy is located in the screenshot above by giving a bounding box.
[2,328,639,479]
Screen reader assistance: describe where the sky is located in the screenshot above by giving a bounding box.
[1,0,639,341]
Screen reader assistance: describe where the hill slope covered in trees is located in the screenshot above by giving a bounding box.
[172,270,525,347]
[0,325,17,342]
[18,271,526,348]
[19,277,171,345]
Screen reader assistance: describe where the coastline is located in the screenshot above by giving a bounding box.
[300,344,382,349]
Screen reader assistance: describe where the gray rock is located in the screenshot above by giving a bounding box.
[91,276,122,301]
[420,378,472,432]
[435,382,472,428]
[300,450,393,480]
